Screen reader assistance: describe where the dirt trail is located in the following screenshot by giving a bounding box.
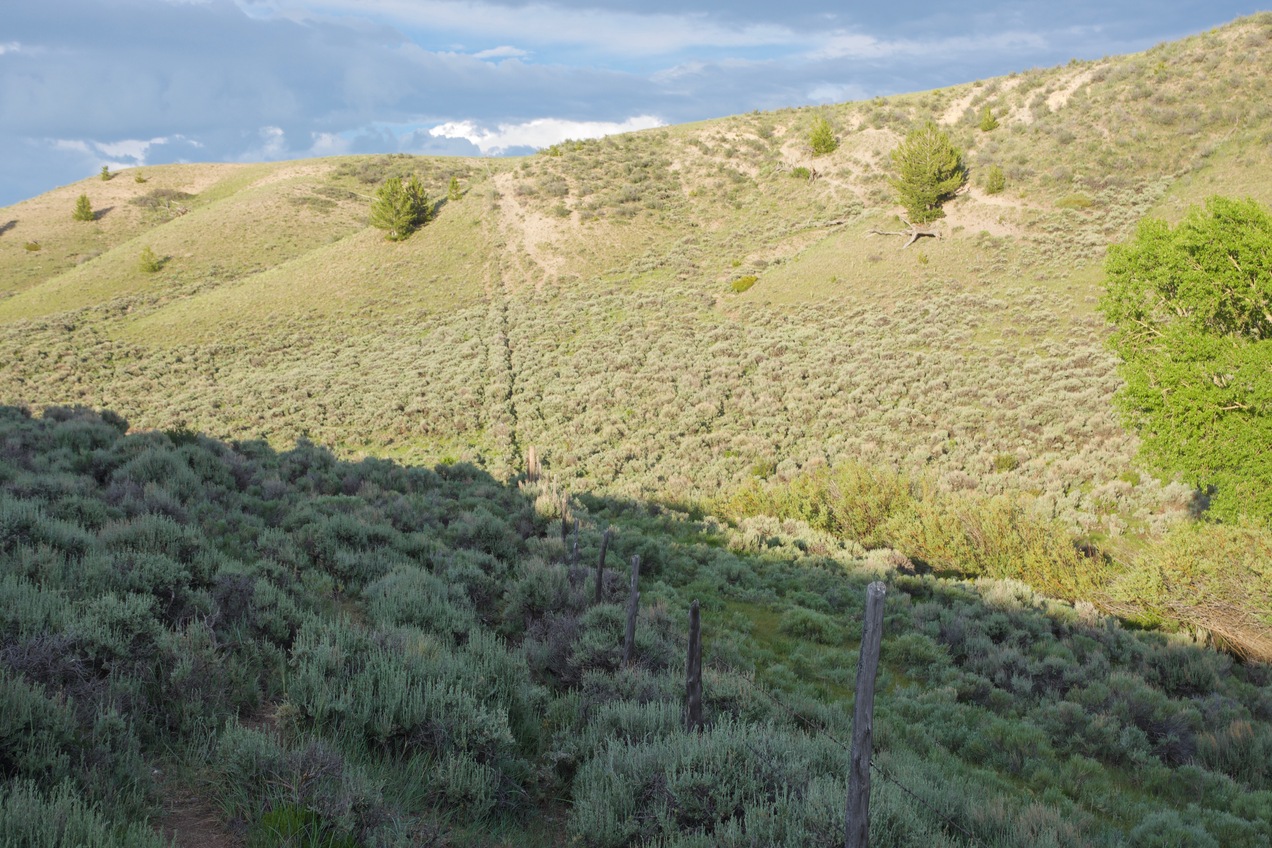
[155,785,242,848]
[492,171,568,290]
[940,87,977,125]
[1047,67,1099,111]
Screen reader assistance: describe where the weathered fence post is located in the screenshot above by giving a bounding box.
[560,496,569,548]
[526,445,540,482]
[570,519,580,567]
[622,555,641,666]
[685,599,703,732]
[845,581,887,848]
[594,527,612,604]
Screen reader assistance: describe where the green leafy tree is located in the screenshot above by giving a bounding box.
[369,174,431,241]
[887,121,966,224]
[809,115,838,156]
[1100,196,1272,523]
[447,176,462,202]
[978,105,999,132]
[100,165,112,181]
[72,194,95,222]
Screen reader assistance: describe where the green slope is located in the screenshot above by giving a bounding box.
[0,16,1268,550]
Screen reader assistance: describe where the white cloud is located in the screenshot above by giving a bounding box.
[429,115,665,154]
[248,0,802,57]
[472,45,530,60]
[248,126,288,160]
[309,131,351,155]
[806,82,869,104]
[52,139,92,154]
[807,29,1049,62]
[0,42,23,55]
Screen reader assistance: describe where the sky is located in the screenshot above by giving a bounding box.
[1,0,1267,206]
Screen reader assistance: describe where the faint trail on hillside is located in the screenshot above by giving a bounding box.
[491,171,565,292]
[481,261,523,476]
[155,783,242,848]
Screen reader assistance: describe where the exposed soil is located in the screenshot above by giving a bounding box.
[1047,67,1099,112]
[155,783,242,848]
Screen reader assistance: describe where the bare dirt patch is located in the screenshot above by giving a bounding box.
[1047,67,1099,112]
[943,187,1033,237]
[940,86,978,126]
[491,171,570,289]
[155,784,242,848]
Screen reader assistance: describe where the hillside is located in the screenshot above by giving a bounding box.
[2,13,1272,848]
[1,406,1270,847]
[1,18,1269,541]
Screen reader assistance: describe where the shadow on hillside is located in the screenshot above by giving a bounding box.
[93,206,114,221]
[3,403,1257,670]
[0,220,15,237]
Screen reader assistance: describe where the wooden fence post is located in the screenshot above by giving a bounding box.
[560,496,569,548]
[622,555,641,666]
[594,527,612,604]
[685,599,703,732]
[845,581,886,848]
[526,445,540,482]
[570,519,580,567]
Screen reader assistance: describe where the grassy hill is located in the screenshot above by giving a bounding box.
[1,405,1270,847]
[2,19,1269,519]
[1,14,1272,845]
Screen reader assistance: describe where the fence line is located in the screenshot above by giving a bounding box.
[729,667,988,848]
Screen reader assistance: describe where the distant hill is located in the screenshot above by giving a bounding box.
[1,13,1270,534]
[3,16,1272,848]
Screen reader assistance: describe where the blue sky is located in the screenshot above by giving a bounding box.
[1,0,1266,206]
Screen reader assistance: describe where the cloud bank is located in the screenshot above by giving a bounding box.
[0,0,1264,205]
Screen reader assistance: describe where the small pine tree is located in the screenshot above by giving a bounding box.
[978,106,999,132]
[887,121,967,224]
[100,165,112,181]
[134,171,148,184]
[369,174,431,241]
[72,194,95,222]
[447,176,462,202]
[984,164,1006,195]
[138,246,162,273]
[809,115,838,156]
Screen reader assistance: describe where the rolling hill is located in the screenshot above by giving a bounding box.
[1,14,1271,847]
[2,16,1270,532]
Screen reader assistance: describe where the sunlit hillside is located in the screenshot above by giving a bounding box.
[3,13,1272,848]
[1,18,1269,535]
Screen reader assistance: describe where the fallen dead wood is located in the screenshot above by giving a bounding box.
[867,220,941,248]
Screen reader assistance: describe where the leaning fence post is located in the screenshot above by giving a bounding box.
[560,496,569,548]
[622,555,641,666]
[594,527,612,604]
[845,581,887,848]
[685,599,703,732]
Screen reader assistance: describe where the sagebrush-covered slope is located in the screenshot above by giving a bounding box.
[0,14,1270,532]
[1,405,1269,846]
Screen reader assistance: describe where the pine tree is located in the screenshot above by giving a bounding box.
[809,115,838,156]
[887,122,966,224]
[984,164,1006,195]
[448,176,462,202]
[369,174,431,241]
[72,194,96,222]
[978,106,999,132]
[138,246,162,273]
